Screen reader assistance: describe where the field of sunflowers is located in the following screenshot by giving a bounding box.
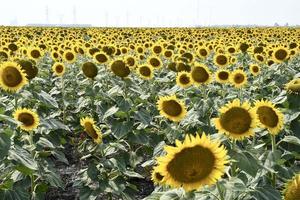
[0,26,300,200]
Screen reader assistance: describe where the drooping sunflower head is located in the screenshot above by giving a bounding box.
[215,69,230,84]
[80,116,102,144]
[214,53,229,67]
[213,99,257,140]
[190,64,212,85]
[18,60,38,80]
[13,108,40,131]
[0,61,28,92]
[52,62,66,77]
[230,69,247,88]
[285,78,300,94]
[110,59,130,78]
[249,64,260,76]
[253,99,284,135]
[155,133,228,191]
[176,71,193,88]
[136,65,153,80]
[157,95,187,122]
[283,174,300,200]
[82,62,98,79]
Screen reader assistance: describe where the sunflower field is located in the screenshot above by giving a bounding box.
[0,26,300,200]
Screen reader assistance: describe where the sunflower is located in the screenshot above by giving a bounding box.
[198,47,210,59]
[273,47,289,63]
[13,108,40,131]
[0,61,28,92]
[28,47,43,60]
[155,133,228,191]
[157,95,187,122]
[18,60,38,80]
[230,69,247,88]
[215,69,230,84]
[283,174,300,200]
[94,52,109,64]
[213,53,229,67]
[285,78,300,94]
[136,65,153,80]
[110,59,130,78]
[151,166,165,185]
[249,64,260,76]
[80,117,102,144]
[148,56,162,69]
[190,64,212,85]
[213,99,257,140]
[253,100,284,135]
[52,62,66,77]
[63,50,76,63]
[176,71,193,88]
[82,62,98,79]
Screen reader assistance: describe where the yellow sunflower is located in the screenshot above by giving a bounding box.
[215,69,230,84]
[273,47,289,63]
[148,56,162,69]
[52,62,66,77]
[63,50,77,63]
[27,47,43,60]
[190,64,212,85]
[249,64,260,76]
[155,133,228,191]
[157,95,187,122]
[230,69,247,88]
[176,71,193,88]
[0,61,28,92]
[13,108,40,131]
[253,100,284,135]
[285,78,300,94]
[213,53,229,68]
[283,174,300,200]
[213,99,257,140]
[136,65,153,80]
[80,117,102,144]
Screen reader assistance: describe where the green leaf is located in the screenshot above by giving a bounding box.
[36,90,59,108]
[36,137,55,148]
[160,190,180,200]
[0,130,11,160]
[251,185,281,200]
[124,170,144,179]
[41,118,70,131]
[135,108,152,125]
[279,135,300,146]
[9,146,38,171]
[230,150,260,177]
[111,120,133,139]
[103,106,119,119]
[44,170,63,188]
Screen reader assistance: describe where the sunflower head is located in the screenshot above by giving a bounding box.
[191,64,211,85]
[249,64,260,76]
[176,71,193,88]
[0,61,28,92]
[110,60,130,78]
[52,62,66,77]
[94,52,109,64]
[148,56,162,69]
[18,60,38,80]
[136,65,153,80]
[80,117,102,144]
[155,133,228,191]
[157,95,187,122]
[230,69,247,88]
[285,78,300,94]
[215,69,230,84]
[82,62,98,79]
[253,100,284,135]
[63,50,76,63]
[13,108,40,131]
[283,174,300,200]
[273,47,289,63]
[28,47,43,60]
[214,53,229,67]
[213,99,257,140]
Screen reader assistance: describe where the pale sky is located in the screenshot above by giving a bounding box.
[2,0,300,27]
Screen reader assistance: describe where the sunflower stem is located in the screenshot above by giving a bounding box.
[61,76,66,124]
[271,134,276,187]
[14,93,18,109]
[28,132,36,199]
[216,182,224,200]
[231,141,237,176]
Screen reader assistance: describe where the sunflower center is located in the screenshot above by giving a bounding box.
[162,100,182,117]
[139,66,151,76]
[179,74,190,85]
[149,58,160,68]
[252,66,259,73]
[220,107,252,134]
[199,49,208,56]
[18,113,34,127]
[111,60,130,78]
[218,71,229,80]
[31,50,41,58]
[216,55,227,66]
[167,146,215,183]
[65,52,75,61]
[234,73,245,84]
[275,49,288,60]
[55,65,64,73]
[256,106,279,128]
[2,66,23,87]
[95,54,108,63]
[192,67,209,83]
[84,122,99,139]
